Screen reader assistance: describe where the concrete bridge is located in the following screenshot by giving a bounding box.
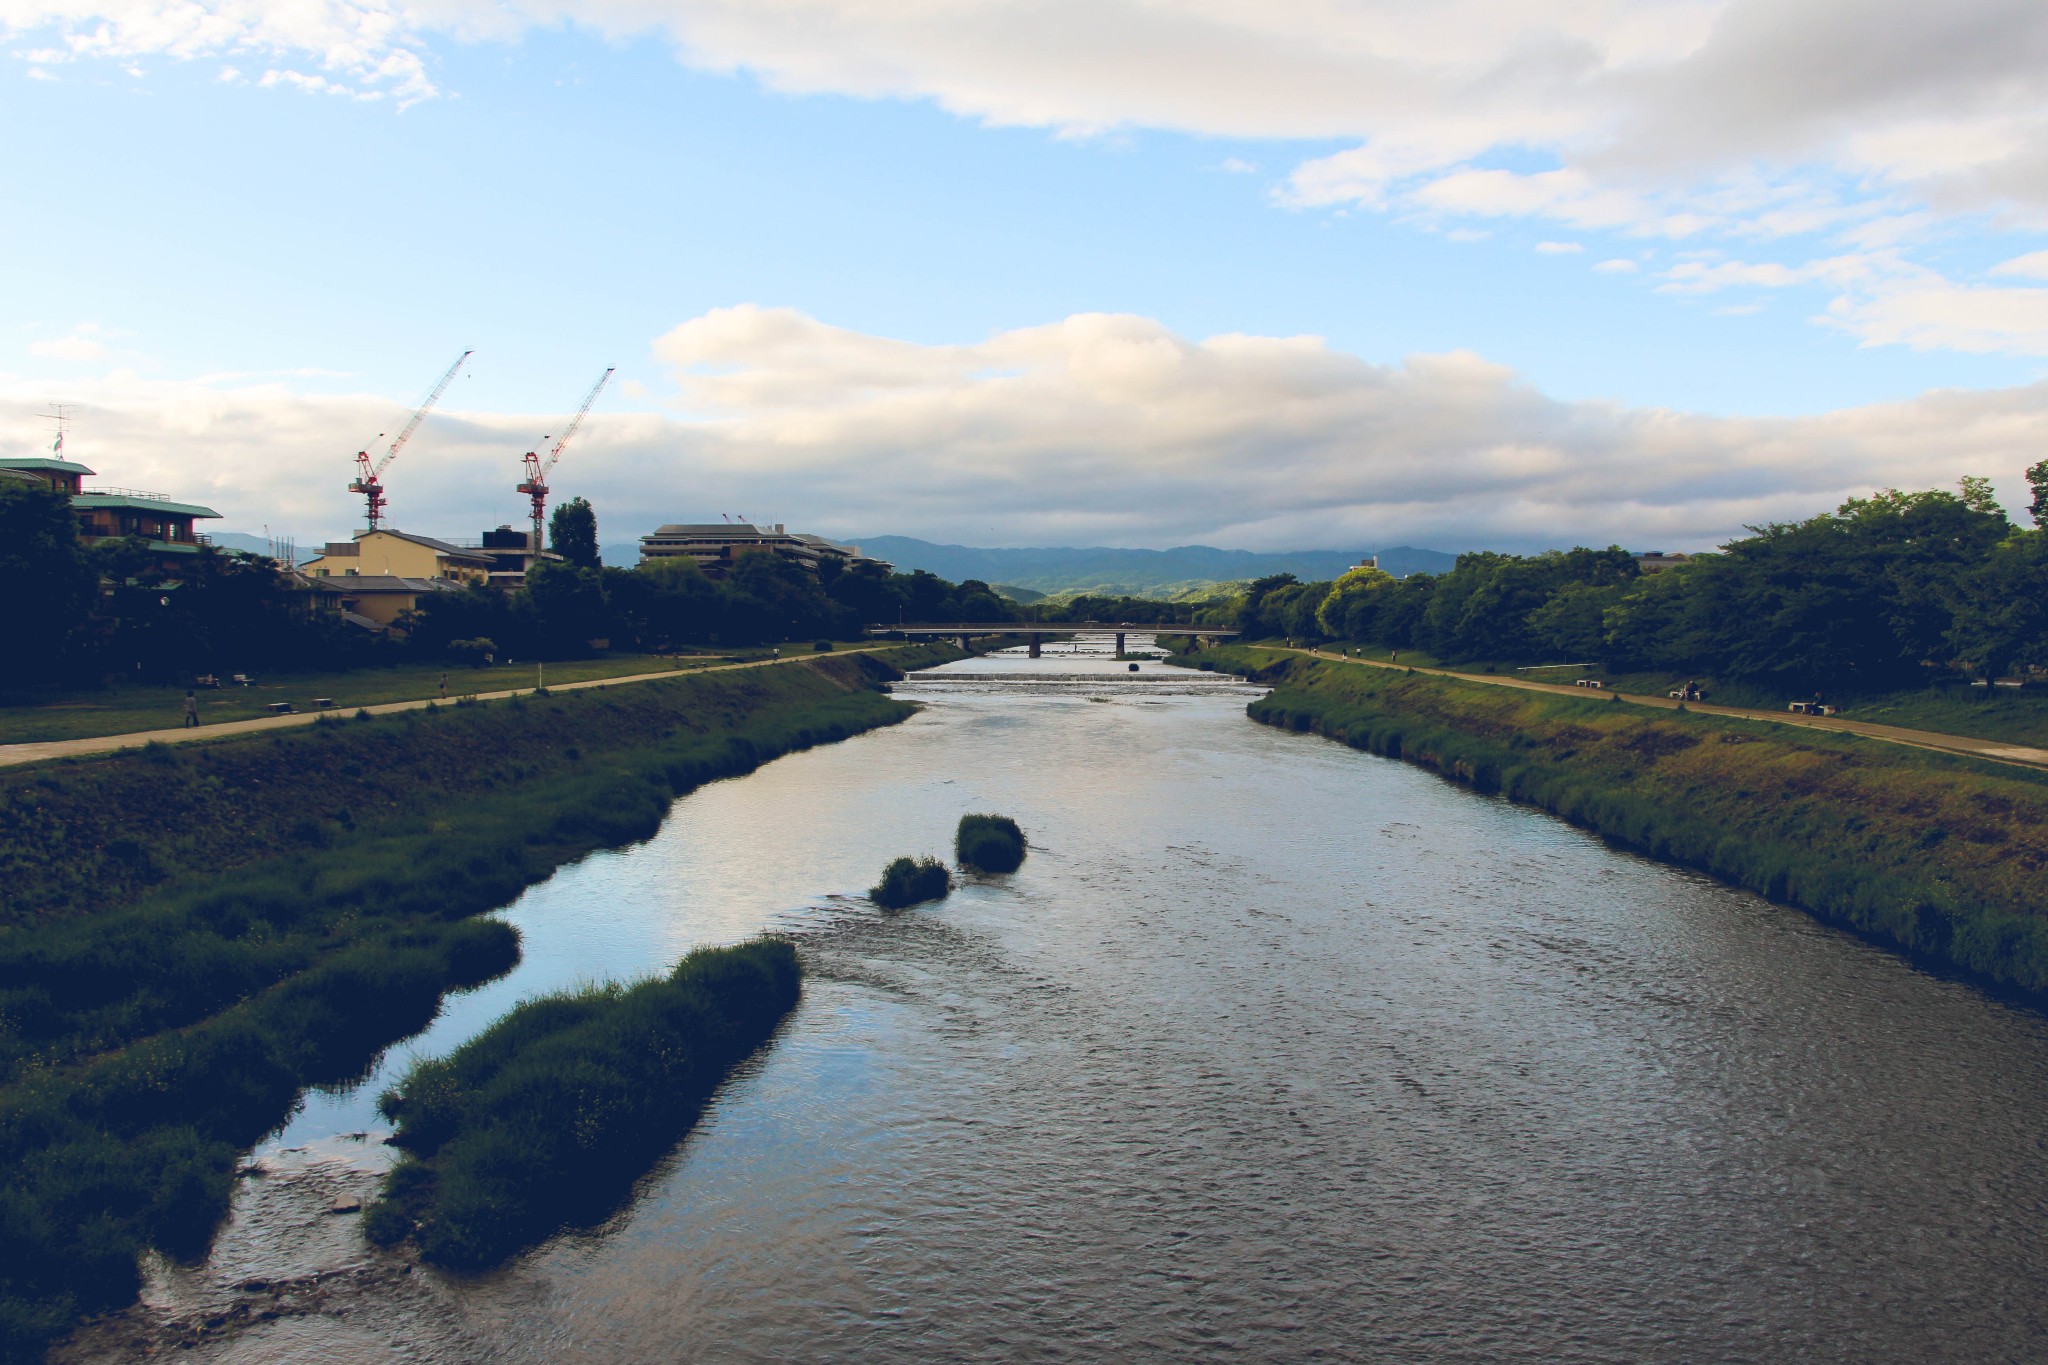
[865,622,1240,657]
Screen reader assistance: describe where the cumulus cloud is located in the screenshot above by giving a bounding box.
[12,1,2048,349]
[1991,249,2048,280]
[29,335,107,361]
[11,308,2047,554]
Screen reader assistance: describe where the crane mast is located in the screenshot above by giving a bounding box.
[348,349,473,531]
[518,366,615,554]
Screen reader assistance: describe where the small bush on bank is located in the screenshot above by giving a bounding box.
[956,814,1026,873]
[368,939,800,1269]
[871,855,951,909]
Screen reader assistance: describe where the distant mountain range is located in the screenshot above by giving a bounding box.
[850,537,1459,597]
[291,534,1459,597]
[212,532,320,563]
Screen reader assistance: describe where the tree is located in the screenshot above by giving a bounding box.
[549,497,600,568]
[1316,565,1393,638]
[0,482,97,682]
[2028,459,2048,528]
[525,559,610,655]
[1959,474,2002,517]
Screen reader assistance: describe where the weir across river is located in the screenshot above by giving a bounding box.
[865,622,1241,656]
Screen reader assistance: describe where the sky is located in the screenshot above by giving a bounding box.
[4,0,2048,553]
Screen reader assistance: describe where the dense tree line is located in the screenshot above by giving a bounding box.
[406,551,1020,659]
[3,483,375,689]
[1218,467,2048,695]
[1022,594,1212,625]
[0,481,1019,687]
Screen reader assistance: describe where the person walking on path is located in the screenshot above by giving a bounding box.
[183,691,199,728]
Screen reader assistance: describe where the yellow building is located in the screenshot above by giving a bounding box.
[303,529,494,585]
[305,574,465,629]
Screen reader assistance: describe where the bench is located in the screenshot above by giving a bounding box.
[1575,678,1605,689]
[265,702,294,715]
[232,674,256,687]
[311,697,336,710]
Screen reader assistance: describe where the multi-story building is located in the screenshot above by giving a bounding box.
[299,526,569,630]
[303,529,495,586]
[637,522,885,578]
[0,455,221,559]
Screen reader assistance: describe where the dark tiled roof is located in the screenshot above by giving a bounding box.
[307,575,464,594]
[365,529,493,563]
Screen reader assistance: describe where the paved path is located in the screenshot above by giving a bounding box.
[0,652,874,770]
[1287,647,2048,773]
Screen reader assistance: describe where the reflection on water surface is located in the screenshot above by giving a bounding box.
[64,637,2048,1363]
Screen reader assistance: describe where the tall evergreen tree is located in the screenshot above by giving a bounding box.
[548,497,601,568]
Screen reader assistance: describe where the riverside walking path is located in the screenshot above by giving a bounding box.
[0,652,886,770]
[1283,646,2048,774]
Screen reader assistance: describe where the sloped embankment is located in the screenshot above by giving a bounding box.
[1203,647,2048,997]
[0,647,951,1364]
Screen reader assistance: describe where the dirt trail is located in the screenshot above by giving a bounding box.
[0,652,871,770]
[1284,647,2048,773]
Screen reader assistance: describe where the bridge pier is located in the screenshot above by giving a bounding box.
[957,633,972,652]
[1028,637,1041,658]
[1115,631,1126,658]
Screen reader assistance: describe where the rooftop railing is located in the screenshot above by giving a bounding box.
[91,486,173,502]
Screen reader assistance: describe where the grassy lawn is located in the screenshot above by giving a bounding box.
[0,653,716,744]
[1295,644,2048,749]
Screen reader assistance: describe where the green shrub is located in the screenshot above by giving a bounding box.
[871,855,951,909]
[447,637,496,667]
[956,814,1026,874]
[0,646,954,1361]
[368,939,800,1269]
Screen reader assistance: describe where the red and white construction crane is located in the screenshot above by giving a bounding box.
[517,366,614,552]
[348,350,472,531]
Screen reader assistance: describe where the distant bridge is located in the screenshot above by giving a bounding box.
[865,621,1240,657]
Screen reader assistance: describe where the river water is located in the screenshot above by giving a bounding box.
[68,640,2048,1362]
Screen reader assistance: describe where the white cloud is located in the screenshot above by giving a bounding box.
[1217,157,1258,175]
[9,1,2048,355]
[1826,280,2048,356]
[1594,258,1640,273]
[1991,250,2048,280]
[9,2,2048,220]
[1535,241,1584,254]
[12,307,2048,552]
[3,0,437,103]
[29,335,107,361]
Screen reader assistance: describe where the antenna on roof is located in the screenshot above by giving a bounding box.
[44,403,73,456]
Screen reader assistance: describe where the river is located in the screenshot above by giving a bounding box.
[63,639,2048,1362]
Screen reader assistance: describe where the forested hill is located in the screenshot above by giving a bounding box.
[849,537,1458,596]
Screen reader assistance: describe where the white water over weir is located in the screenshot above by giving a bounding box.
[59,635,2048,1363]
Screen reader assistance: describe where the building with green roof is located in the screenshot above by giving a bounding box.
[0,456,221,557]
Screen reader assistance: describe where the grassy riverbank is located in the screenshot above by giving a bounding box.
[0,644,957,1363]
[1191,645,2048,997]
[0,652,756,745]
[368,939,800,1268]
